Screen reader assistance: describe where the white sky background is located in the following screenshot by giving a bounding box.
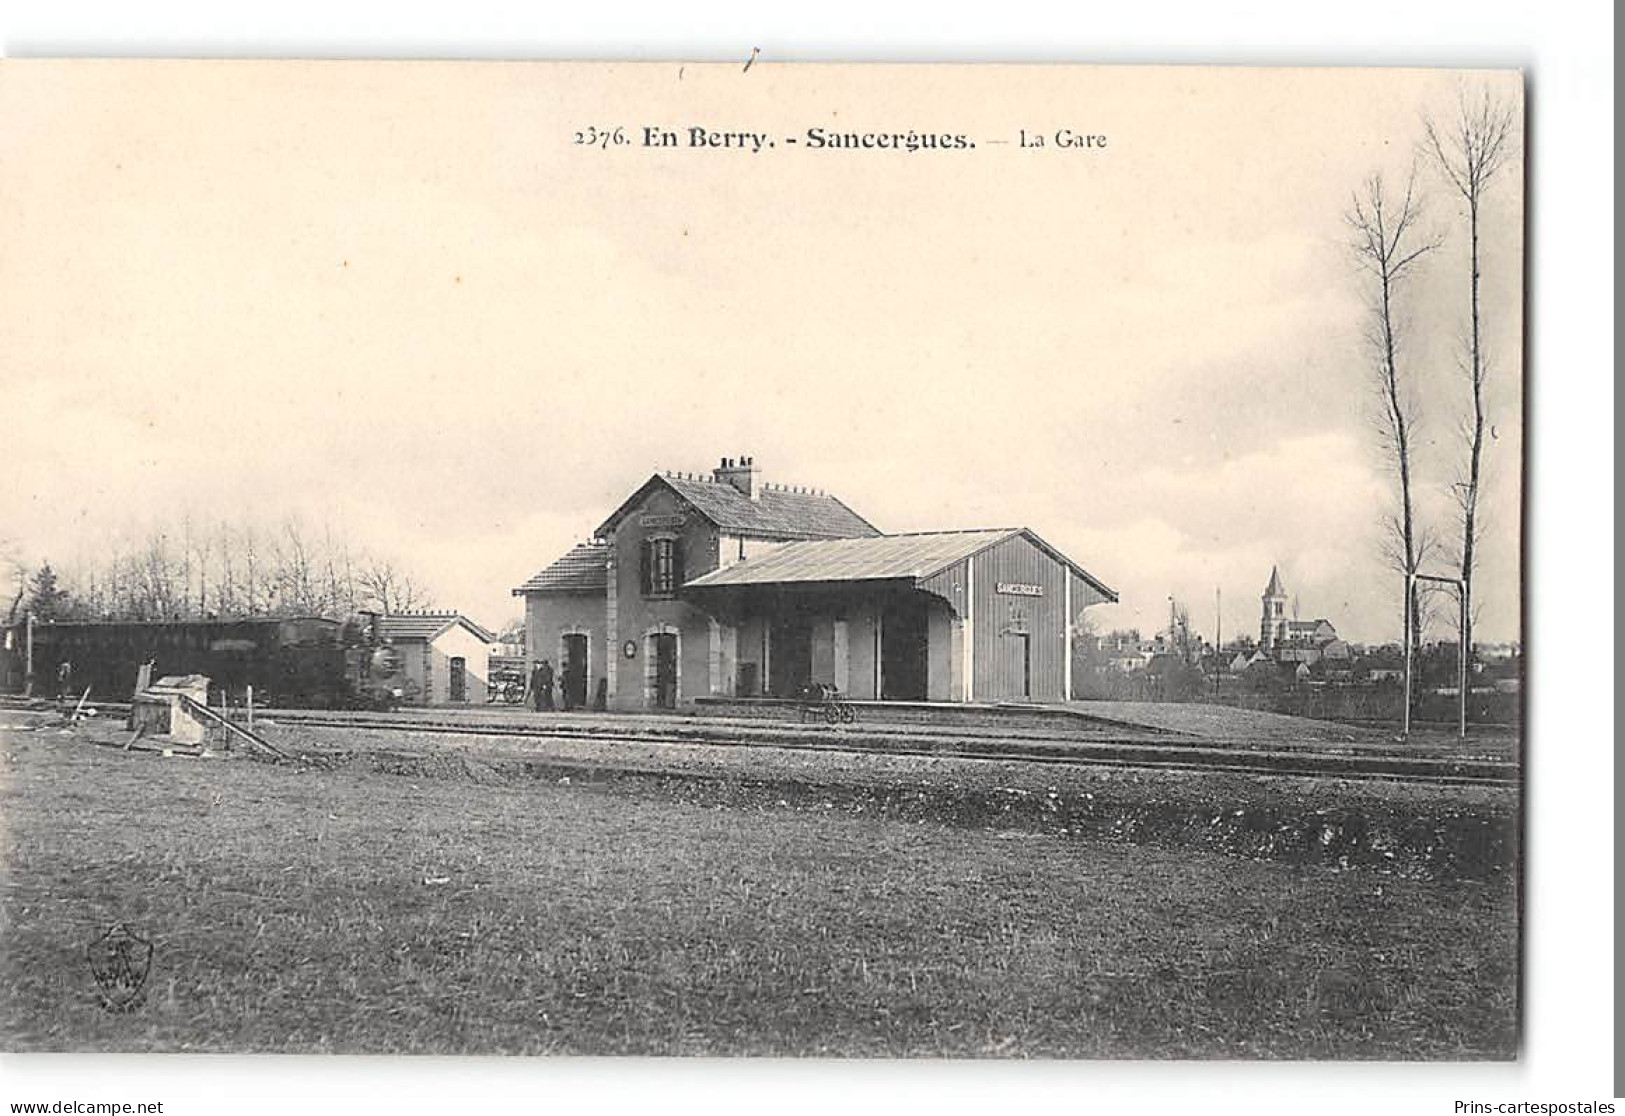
[0,63,1524,646]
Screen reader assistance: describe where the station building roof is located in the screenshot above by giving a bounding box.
[513,541,610,596]
[597,472,880,542]
[683,527,1117,600]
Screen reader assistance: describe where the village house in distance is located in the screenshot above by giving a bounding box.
[514,455,1117,711]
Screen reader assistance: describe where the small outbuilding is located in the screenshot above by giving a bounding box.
[376,612,496,705]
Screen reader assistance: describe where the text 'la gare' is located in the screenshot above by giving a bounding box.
[1020,129,1108,149]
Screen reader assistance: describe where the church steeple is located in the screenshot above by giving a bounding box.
[1260,565,1289,649]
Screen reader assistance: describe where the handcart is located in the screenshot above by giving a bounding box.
[797,682,856,725]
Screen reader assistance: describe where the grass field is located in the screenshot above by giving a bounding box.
[0,726,1517,1057]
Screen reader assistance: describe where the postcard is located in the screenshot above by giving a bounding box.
[0,60,1523,1060]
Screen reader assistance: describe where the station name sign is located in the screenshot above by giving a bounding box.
[640,514,687,529]
[996,582,1044,597]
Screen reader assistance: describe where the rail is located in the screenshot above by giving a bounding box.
[260,712,1516,787]
[2,696,1515,785]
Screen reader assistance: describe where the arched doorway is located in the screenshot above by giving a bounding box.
[651,632,679,709]
[560,633,589,710]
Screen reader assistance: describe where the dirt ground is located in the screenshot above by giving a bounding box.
[0,720,1518,1057]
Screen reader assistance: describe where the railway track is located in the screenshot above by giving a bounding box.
[0,699,1518,786]
[268,712,1517,788]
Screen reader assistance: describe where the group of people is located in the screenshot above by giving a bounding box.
[527,659,586,712]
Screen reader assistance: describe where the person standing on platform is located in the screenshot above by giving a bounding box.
[534,659,555,712]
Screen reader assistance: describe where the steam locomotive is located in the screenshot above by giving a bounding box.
[2,612,409,710]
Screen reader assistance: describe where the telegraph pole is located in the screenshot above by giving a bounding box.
[1214,587,1222,697]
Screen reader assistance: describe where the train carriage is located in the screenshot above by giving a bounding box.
[1,614,406,709]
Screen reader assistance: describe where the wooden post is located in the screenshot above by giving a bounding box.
[246,684,254,731]
[962,561,974,703]
[23,612,34,699]
[1062,574,1073,702]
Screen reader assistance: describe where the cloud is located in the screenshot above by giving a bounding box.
[1051,433,1408,643]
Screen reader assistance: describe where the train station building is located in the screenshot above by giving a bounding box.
[513,456,1116,712]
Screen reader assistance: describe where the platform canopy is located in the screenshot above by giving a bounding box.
[682,527,1116,600]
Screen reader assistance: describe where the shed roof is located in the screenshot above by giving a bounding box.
[597,473,880,541]
[377,612,496,644]
[683,527,1117,600]
[513,541,610,596]
[685,528,1012,587]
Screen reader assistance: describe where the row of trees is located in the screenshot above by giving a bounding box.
[4,517,434,625]
[1346,86,1516,658]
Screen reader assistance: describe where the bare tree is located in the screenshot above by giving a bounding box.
[1424,86,1516,659]
[180,516,195,617]
[1,540,27,625]
[1168,600,1201,664]
[321,522,359,618]
[358,556,432,614]
[215,522,241,616]
[128,532,184,619]
[270,519,319,616]
[1346,165,1443,661]
[183,515,214,617]
[39,514,436,622]
[242,524,261,616]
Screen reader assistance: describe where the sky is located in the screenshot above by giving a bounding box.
[0,62,1524,645]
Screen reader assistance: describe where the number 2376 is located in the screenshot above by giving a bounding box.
[574,127,628,149]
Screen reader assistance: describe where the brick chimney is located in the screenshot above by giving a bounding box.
[713,455,760,499]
